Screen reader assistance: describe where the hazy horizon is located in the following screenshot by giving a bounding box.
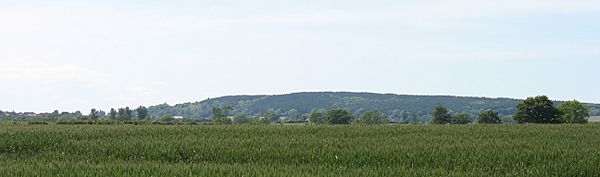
[1,91,598,113]
[1,0,599,112]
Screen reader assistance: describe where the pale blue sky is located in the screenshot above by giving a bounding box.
[1,0,599,112]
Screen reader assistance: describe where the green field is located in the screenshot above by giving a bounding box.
[1,124,599,176]
[589,116,600,122]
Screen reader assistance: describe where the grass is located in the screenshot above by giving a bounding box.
[1,124,599,176]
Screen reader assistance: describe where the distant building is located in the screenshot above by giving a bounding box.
[173,116,184,119]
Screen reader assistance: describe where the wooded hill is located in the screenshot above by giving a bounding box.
[147,92,600,122]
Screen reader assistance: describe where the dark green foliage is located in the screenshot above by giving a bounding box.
[2,125,600,176]
[359,110,387,124]
[450,113,472,124]
[558,100,589,124]
[478,110,502,124]
[431,105,451,124]
[309,112,327,124]
[326,109,353,124]
[57,120,97,124]
[514,96,561,124]
[27,121,48,125]
[136,106,148,120]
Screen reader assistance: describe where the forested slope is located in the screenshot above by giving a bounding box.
[148,92,600,121]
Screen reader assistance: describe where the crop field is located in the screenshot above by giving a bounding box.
[589,116,600,122]
[1,124,600,176]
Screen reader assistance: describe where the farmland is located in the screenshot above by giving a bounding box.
[589,116,600,123]
[1,124,600,176]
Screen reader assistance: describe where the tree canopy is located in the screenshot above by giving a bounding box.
[477,110,501,124]
[513,96,561,124]
[309,112,327,124]
[450,112,472,124]
[359,110,387,124]
[232,113,251,125]
[326,109,353,124]
[431,105,451,124]
[211,106,232,125]
[558,100,589,124]
[136,106,148,120]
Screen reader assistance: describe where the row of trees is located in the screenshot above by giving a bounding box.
[514,96,589,124]
[209,106,271,125]
[210,95,590,125]
[431,105,501,124]
[2,95,589,125]
[92,106,149,121]
[207,105,392,125]
[309,109,390,124]
[430,95,590,124]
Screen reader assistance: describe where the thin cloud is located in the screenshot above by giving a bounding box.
[0,60,110,84]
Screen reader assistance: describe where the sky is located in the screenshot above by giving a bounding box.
[1,0,599,112]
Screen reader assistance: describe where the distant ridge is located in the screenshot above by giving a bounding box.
[147,92,600,122]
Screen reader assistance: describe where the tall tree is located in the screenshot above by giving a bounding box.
[211,106,232,125]
[109,108,117,120]
[124,107,133,121]
[359,110,387,124]
[117,108,126,121]
[326,109,353,124]
[136,106,148,120]
[513,96,561,124]
[477,110,501,124]
[90,109,98,120]
[309,112,327,124]
[117,107,133,121]
[558,100,589,124]
[431,104,451,124]
[265,109,279,122]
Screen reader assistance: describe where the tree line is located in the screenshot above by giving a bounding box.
[143,92,600,122]
[205,105,390,125]
[205,95,590,125]
[430,95,589,124]
[1,95,591,125]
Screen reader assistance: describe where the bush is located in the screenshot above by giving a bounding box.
[96,120,116,125]
[27,121,48,125]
